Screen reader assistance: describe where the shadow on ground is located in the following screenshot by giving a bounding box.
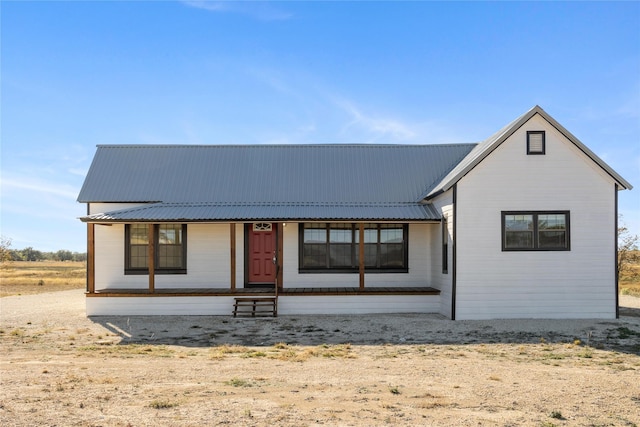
[90,313,640,355]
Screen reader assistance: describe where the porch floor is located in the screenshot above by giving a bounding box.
[87,286,440,297]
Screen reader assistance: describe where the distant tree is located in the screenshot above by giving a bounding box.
[20,247,43,262]
[618,215,639,279]
[72,252,87,262]
[55,250,74,261]
[0,236,12,263]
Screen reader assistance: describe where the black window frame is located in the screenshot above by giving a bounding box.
[442,216,448,274]
[501,211,570,251]
[299,223,409,273]
[125,223,188,275]
[526,130,546,155]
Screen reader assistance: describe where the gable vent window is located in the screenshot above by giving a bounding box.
[527,131,545,155]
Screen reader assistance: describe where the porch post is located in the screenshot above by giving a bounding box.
[148,224,155,293]
[87,223,95,294]
[277,223,284,289]
[359,223,365,289]
[230,223,236,290]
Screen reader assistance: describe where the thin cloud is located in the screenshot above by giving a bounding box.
[2,177,78,200]
[333,97,416,142]
[182,1,293,21]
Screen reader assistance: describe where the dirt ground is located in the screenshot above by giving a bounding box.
[1,290,639,426]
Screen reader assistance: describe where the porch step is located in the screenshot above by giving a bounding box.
[233,297,278,318]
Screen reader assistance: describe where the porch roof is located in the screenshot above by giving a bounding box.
[80,201,441,222]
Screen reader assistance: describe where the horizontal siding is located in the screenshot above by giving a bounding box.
[95,223,234,290]
[86,295,441,316]
[87,296,237,316]
[455,114,616,320]
[428,191,453,318]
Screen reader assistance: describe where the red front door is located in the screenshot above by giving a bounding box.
[248,223,276,285]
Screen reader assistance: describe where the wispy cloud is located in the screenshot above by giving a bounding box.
[182,1,293,21]
[331,97,417,142]
[2,177,78,200]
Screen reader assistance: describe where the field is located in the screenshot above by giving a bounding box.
[0,262,640,427]
[1,261,640,426]
[0,261,85,297]
[2,290,640,426]
[621,250,640,297]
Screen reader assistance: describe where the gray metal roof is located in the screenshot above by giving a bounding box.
[83,202,440,222]
[78,143,476,205]
[426,105,633,198]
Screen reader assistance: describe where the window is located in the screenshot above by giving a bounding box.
[299,223,408,272]
[442,216,448,274]
[527,131,545,155]
[125,224,187,274]
[502,211,569,251]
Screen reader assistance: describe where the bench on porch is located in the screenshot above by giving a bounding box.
[232,297,278,317]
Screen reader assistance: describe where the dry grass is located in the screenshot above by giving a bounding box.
[0,261,85,297]
[620,250,640,297]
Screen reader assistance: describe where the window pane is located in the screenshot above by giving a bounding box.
[329,224,352,243]
[303,244,327,268]
[539,231,566,248]
[505,215,533,232]
[380,226,403,243]
[538,214,566,249]
[159,224,182,244]
[130,224,148,245]
[329,244,352,267]
[304,224,326,243]
[158,224,183,269]
[504,215,534,249]
[355,243,378,267]
[538,214,565,231]
[380,244,404,267]
[158,244,183,268]
[130,245,148,268]
[354,224,377,243]
[505,231,533,249]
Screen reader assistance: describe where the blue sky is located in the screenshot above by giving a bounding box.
[1,1,639,252]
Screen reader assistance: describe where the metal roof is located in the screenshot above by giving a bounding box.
[82,202,440,222]
[77,144,476,205]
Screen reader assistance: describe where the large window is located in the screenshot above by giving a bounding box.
[299,223,408,273]
[502,211,569,251]
[125,224,187,274]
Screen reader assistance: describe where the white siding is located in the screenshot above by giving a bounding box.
[94,223,236,290]
[87,295,441,316]
[455,114,617,319]
[282,223,434,288]
[428,191,454,318]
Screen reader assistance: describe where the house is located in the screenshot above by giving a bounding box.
[77,106,632,320]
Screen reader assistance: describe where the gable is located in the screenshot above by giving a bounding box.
[426,106,632,199]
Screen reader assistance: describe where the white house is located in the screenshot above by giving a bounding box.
[78,106,632,319]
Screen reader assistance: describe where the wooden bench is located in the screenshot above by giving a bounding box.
[233,297,277,317]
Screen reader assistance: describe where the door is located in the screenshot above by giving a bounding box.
[247,223,277,286]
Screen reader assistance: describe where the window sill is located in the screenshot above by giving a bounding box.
[299,268,408,274]
[125,269,187,275]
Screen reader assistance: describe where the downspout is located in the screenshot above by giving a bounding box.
[615,184,619,319]
[451,184,457,321]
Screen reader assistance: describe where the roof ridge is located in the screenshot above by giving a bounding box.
[95,143,479,149]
